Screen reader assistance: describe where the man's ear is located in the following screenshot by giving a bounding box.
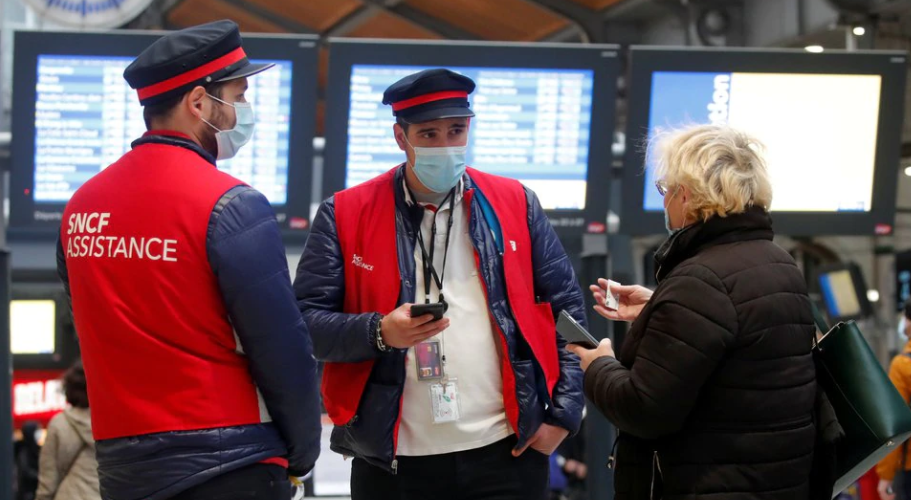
[185,86,208,119]
[393,123,407,152]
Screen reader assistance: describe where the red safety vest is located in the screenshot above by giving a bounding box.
[323,166,559,445]
[61,131,268,441]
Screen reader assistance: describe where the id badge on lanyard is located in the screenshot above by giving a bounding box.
[412,187,462,424]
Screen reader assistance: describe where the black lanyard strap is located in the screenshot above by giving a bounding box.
[415,188,456,306]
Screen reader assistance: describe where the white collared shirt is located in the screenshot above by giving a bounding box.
[397,180,513,456]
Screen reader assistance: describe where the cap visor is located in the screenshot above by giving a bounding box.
[401,107,476,124]
[215,62,275,83]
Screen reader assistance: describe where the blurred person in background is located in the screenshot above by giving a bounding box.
[875,299,911,500]
[568,124,818,500]
[37,361,100,500]
[16,421,41,500]
[554,418,587,500]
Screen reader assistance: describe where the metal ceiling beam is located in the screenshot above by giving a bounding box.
[123,0,184,29]
[523,0,601,42]
[324,5,382,37]
[602,0,658,20]
[218,0,318,33]
[394,5,482,39]
[541,23,587,42]
[358,0,482,40]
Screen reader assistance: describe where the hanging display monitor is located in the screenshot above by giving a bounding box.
[10,30,319,238]
[324,39,620,235]
[623,47,907,235]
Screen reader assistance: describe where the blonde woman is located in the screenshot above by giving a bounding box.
[569,125,817,499]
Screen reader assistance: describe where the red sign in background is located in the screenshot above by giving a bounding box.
[11,370,67,429]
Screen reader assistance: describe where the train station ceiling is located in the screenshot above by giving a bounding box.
[158,0,636,133]
[164,0,628,42]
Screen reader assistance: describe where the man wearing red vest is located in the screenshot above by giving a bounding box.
[294,69,585,498]
[56,20,321,500]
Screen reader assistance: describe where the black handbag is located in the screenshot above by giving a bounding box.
[812,307,911,495]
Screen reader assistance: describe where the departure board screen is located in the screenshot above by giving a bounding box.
[642,71,881,213]
[346,65,594,210]
[33,55,293,204]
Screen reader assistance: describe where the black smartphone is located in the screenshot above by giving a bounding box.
[556,310,599,349]
[411,303,446,321]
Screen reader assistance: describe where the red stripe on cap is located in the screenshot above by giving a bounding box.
[137,47,247,102]
[391,91,468,112]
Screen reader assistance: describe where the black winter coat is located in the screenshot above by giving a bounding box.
[585,208,817,500]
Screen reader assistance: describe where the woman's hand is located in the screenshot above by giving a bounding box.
[567,339,615,372]
[590,279,653,322]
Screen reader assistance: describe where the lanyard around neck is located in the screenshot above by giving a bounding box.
[414,187,457,306]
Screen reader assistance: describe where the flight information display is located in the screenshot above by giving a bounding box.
[346,65,594,210]
[33,55,293,204]
[643,71,882,213]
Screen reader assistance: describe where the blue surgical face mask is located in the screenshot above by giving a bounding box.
[900,316,909,345]
[201,94,255,161]
[664,210,681,237]
[405,136,467,193]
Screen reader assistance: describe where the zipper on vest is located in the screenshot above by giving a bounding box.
[471,245,519,437]
[468,197,521,439]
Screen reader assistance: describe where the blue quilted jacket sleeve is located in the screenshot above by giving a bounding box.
[525,187,586,435]
[208,186,322,477]
[56,236,71,304]
[293,198,383,363]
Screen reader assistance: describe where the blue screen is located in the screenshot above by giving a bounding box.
[33,55,293,204]
[345,65,594,210]
[642,70,881,213]
[818,269,861,319]
[643,72,729,211]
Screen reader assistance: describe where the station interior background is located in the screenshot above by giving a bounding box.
[3,0,911,498]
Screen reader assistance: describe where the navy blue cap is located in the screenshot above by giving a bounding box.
[382,68,476,124]
[124,20,273,106]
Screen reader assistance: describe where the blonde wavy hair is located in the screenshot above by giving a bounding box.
[650,124,773,223]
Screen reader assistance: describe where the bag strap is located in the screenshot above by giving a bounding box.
[810,302,831,351]
[811,302,830,336]
[59,413,88,480]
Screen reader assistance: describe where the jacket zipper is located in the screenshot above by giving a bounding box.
[390,324,409,475]
[650,451,663,500]
[389,212,425,477]
[607,427,620,469]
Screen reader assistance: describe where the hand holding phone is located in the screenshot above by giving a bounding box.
[379,303,450,349]
[410,303,446,321]
[556,310,599,349]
